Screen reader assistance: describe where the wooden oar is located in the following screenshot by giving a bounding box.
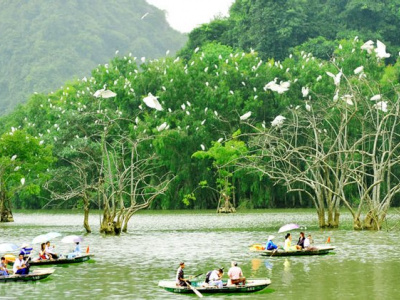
[186,281,203,298]
[188,273,203,280]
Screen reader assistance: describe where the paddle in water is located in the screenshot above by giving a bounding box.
[186,282,203,298]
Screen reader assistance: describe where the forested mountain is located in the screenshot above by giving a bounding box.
[0,0,186,115]
[179,0,400,61]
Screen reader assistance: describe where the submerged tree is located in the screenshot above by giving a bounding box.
[241,39,400,229]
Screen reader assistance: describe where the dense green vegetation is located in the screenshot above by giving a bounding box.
[179,0,400,62]
[2,0,400,231]
[0,0,186,115]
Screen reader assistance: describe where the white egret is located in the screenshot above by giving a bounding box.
[201,119,206,125]
[271,115,286,127]
[157,122,168,132]
[14,166,21,171]
[354,66,364,74]
[373,101,388,112]
[181,103,186,110]
[11,155,17,161]
[93,89,117,98]
[326,71,342,86]
[143,93,163,111]
[240,111,252,121]
[301,87,309,98]
[375,40,390,59]
[305,102,311,112]
[21,178,25,185]
[370,94,381,101]
[217,138,223,143]
[200,144,205,151]
[341,95,354,105]
[361,40,374,54]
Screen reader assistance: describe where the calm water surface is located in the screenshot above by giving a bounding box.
[0,209,399,300]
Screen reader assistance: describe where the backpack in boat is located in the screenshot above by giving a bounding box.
[205,271,212,284]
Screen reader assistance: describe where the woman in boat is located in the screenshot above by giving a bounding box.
[39,243,51,260]
[297,232,305,249]
[73,242,81,256]
[45,241,59,259]
[284,233,301,251]
[266,235,279,250]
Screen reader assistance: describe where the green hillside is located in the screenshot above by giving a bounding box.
[0,0,186,114]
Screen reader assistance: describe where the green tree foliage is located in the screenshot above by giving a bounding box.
[181,0,400,61]
[0,129,55,219]
[0,0,186,115]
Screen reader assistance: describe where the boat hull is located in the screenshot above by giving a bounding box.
[256,246,335,257]
[0,268,55,282]
[29,254,93,266]
[158,279,271,294]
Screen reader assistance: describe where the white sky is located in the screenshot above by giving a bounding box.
[146,0,235,33]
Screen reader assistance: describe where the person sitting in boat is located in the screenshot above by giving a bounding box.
[0,257,9,276]
[176,262,191,287]
[304,234,317,250]
[73,242,81,256]
[207,268,224,288]
[13,253,29,275]
[228,261,246,286]
[284,233,301,251]
[45,241,59,259]
[39,243,52,260]
[266,235,279,250]
[297,232,305,249]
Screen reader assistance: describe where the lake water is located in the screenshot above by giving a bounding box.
[0,209,399,299]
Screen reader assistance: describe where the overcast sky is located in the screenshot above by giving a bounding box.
[146,0,235,33]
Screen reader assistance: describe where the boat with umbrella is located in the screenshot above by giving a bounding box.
[28,235,92,265]
[249,223,335,256]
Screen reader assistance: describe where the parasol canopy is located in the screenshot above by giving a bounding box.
[61,235,83,244]
[278,223,300,233]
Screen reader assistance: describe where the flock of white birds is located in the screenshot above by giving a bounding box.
[7,37,393,186]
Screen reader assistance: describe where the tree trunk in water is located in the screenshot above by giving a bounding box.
[83,207,91,233]
[0,194,14,222]
[353,215,362,230]
[100,211,122,235]
[317,208,326,228]
[363,211,380,230]
[333,210,340,228]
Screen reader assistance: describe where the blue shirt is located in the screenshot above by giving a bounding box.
[266,240,278,250]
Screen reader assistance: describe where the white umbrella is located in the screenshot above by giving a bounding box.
[0,243,19,253]
[61,235,83,243]
[32,234,50,244]
[278,223,300,233]
[45,232,62,240]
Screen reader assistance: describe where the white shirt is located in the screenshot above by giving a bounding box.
[209,270,220,281]
[228,266,242,280]
[13,257,25,274]
[304,238,310,248]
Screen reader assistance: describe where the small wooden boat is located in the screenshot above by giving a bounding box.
[0,268,55,282]
[158,279,271,294]
[250,245,335,256]
[28,254,93,266]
